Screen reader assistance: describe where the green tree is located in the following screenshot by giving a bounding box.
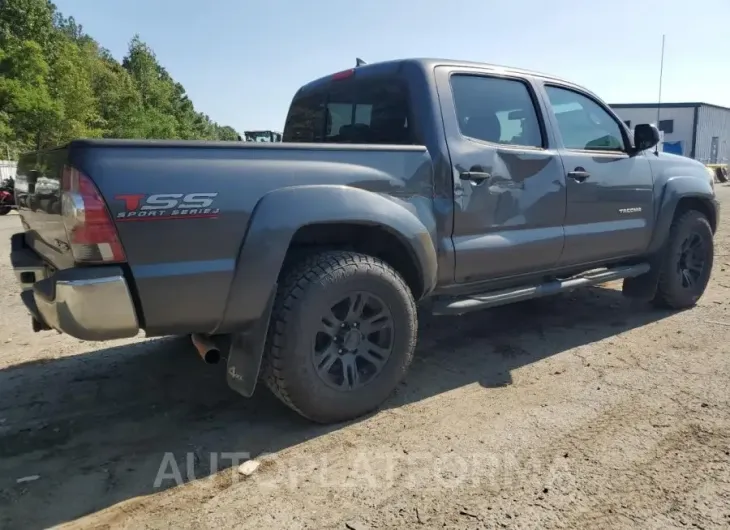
[83,41,141,138]
[216,125,240,141]
[0,0,55,50]
[0,0,241,154]
[0,39,60,150]
[46,36,103,142]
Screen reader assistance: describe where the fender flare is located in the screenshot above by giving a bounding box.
[646,176,717,255]
[216,185,437,334]
[624,176,717,301]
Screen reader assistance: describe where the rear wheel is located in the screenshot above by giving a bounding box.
[262,251,417,423]
[653,210,714,309]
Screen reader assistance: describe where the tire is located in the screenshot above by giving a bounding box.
[261,251,417,423]
[652,210,714,309]
[716,167,728,183]
[0,206,10,216]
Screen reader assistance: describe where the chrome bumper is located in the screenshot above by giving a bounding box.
[34,272,140,340]
[11,233,140,341]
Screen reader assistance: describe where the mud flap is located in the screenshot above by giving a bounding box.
[225,287,276,398]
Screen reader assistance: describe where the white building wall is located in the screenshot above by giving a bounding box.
[609,106,696,157]
[0,160,17,181]
[695,106,730,164]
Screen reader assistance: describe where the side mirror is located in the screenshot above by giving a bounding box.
[633,123,660,151]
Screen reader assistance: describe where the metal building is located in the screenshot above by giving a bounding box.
[609,102,730,164]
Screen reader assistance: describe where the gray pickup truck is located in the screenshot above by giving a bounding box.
[11,58,718,423]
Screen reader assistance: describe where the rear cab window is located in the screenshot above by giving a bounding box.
[283,71,414,145]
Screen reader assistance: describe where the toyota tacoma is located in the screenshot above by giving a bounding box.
[10,58,719,423]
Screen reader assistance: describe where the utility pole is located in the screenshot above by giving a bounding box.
[655,34,666,155]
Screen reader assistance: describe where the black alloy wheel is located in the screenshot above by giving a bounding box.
[676,232,707,290]
[653,210,714,309]
[313,291,394,391]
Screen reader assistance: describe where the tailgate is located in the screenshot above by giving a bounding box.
[15,147,75,270]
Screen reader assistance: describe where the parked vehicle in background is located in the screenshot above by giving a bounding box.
[244,130,282,142]
[10,58,719,423]
[0,176,15,215]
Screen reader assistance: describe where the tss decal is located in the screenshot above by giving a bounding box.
[114,193,220,221]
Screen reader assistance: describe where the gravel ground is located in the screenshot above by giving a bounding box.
[1,189,729,530]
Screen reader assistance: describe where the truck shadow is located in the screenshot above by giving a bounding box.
[0,285,674,529]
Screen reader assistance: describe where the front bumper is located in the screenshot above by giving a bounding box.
[10,233,140,341]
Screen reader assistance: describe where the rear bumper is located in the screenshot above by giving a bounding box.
[10,233,140,341]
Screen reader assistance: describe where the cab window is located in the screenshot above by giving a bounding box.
[450,74,544,148]
[545,86,625,151]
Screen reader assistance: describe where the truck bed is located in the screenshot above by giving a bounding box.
[15,139,432,336]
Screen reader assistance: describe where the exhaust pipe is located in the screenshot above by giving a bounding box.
[191,334,221,364]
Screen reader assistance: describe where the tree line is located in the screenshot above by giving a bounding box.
[0,0,240,159]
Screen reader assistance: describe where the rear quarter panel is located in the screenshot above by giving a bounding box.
[73,142,433,335]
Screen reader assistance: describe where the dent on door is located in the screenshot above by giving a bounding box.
[453,146,566,282]
[433,66,567,284]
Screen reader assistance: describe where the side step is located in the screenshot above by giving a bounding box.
[432,263,651,316]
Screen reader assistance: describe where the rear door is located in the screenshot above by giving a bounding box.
[434,66,566,284]
[540,84,654,267]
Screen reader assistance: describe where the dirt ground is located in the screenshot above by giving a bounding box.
[1,189,730,530]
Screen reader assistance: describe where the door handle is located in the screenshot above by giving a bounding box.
[460,171,491,184]
[567,169,590,182]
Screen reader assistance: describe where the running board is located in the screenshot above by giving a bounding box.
[432,263,651,316]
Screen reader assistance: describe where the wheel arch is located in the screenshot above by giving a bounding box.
[648,176,718,255]
[673,196,717,233]
[214,185,438,334]
[625,188,717,302]
[282,221,427,301]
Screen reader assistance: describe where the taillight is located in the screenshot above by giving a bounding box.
[61,166,126,263]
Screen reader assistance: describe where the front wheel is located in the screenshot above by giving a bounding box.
[0,206,10,216]
[261,251,417,423]
[653,210,714,309]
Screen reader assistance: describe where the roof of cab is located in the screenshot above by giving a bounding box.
[296,57,581,95]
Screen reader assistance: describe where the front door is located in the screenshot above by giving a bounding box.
[435,67,567,284]
[540,84,655,267]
